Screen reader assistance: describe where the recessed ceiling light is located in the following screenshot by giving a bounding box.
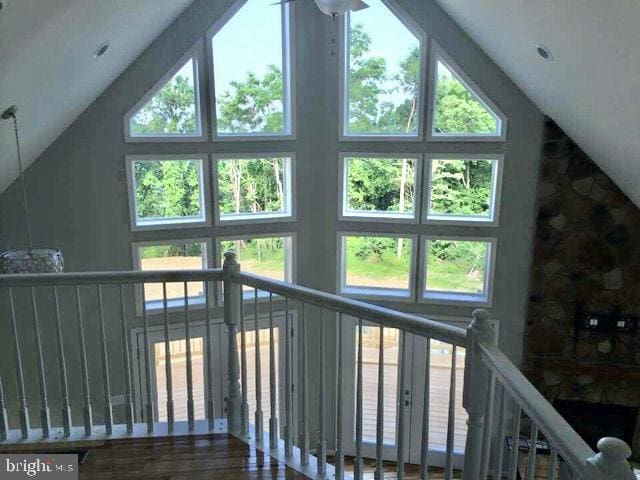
[94,42,110,59]
[535,43,553,62]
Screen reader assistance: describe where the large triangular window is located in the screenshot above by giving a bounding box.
[125,43,205,141]
[430,44,506,140]
[210,0,294,138]
[342,0,426,139]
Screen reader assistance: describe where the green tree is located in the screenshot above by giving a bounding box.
[216,65,284,134]
[131,73,197,135]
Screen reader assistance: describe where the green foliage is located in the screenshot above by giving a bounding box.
[220,238,286,276]
[134,160,201,221]
[218,158,285,215]
[140,243,202,259]
[348,25,418,134]
[131,64,197,135]
[430,159,492,216]
[347,157,414,213]
[216,65,284,134]
[433,63,497,134]
[426,240,487,293]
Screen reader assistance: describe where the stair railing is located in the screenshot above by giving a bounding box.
[0,252,634,480]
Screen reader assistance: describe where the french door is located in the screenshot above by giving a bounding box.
[341,320,467,469]
[134,306,295,433]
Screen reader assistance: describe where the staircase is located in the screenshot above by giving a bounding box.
[0,252,635,479]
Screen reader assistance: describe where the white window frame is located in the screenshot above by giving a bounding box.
[337,231,418,301]
[212,153,296,225]
[215,232,297,300]
[125,154,211,231]
[338,0,427,142]
[132,238,214,314]
[338,152,422,224]
[418,235,497,307]
[124,40,208,143]
[427,41,507,142]
[207,0,296,141]
[423,153,504,226]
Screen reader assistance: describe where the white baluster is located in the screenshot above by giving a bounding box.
[239,286,249,435]
[492,386,508,480]
[205,281,216,431]
[444,345,457,480]
[546,448,558,480]
[119,285,134,434]
[75,286,93,436]
[8,287,30,439]
[184,282,195,431]
[0,376,8,441]
[398,331,408,480]
[480,371,496,479]
[254,288,264,441]
[223,252,242,434]
[140,285,154,433]
[30,287,50,438]
[317,307,327,476]
[375,326,384,480]
[96,285,113,435]
[508,404,522,480]
[335,313,345,480]
[283,298,292,457]
[354,318,364,480]
[162,282,174,432]
[268,292,278,446]
[299,302,309,465]
[525,424,538,480]
[462,309,494,480]
[585,437,636,480]
[52,286,72,437]
[419,338,431,480]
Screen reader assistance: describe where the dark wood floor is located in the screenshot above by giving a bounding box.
[78,434,307,479]
[333,456,462,480]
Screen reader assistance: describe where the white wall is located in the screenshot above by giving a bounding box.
[0,0,543,439]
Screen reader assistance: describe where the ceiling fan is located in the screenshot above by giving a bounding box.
[272,0,370,17]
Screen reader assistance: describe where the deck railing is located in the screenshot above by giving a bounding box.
[0,252,635,480]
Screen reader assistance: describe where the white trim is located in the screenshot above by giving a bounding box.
[418,235,497,307]
[207,0,296,141]
[338,152,421,224]
[125,154,212,231]
[212,153,296,225]
[338,0,427,142]
[423,153,504,227]
[336,231,418,302]
[124,40,208,143]
[426,41,508,142]
[131,238,214,315]
[214,232,297,300]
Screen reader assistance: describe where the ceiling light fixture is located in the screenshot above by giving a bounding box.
[535,43,553,62]
[94,42,110,59]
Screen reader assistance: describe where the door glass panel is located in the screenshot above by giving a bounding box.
[154,338,206,422]
[237,327,280,420]
[355,326,399,445]
[429,340,467,452]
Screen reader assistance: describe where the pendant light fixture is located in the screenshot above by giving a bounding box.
[0,105,64,274]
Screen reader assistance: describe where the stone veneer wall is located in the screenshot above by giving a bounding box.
[524,119,640,413]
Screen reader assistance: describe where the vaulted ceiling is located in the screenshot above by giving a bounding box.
[2,0,640,207]
[0,0,193,193]
[434,0,640,206]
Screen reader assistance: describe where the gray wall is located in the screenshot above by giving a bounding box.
[0,0,544,437]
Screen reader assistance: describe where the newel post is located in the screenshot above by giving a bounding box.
[223,251,243,434]
[461,309,494,480]
[585,437,636,480]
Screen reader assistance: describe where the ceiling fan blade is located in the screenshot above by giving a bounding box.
[350,0,369,11]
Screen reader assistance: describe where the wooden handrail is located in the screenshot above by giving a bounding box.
[234,271,467,346]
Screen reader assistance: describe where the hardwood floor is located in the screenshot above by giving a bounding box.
[77,434,307,479]
[332,456,462,480]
